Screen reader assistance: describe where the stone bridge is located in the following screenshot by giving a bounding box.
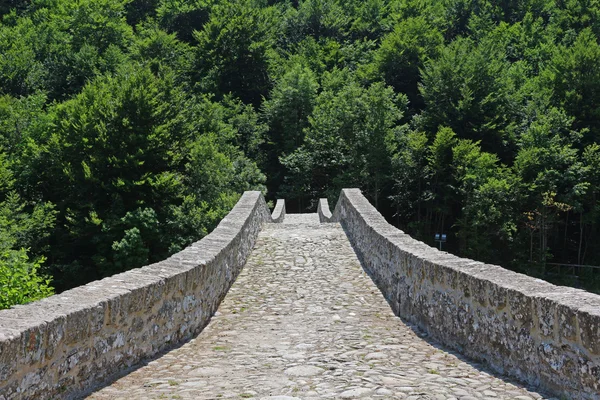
[1,190,599,400]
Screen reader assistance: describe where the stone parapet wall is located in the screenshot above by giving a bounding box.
[0,191,272,400]
[331,188,600,399]
[271,199,286,223]
[317,198,332,223]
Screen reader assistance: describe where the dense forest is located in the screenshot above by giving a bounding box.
[2,0,600,308]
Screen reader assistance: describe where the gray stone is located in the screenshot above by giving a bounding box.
[364,352,387,360]
[260,397,302,400]
[339,388,372,398]
[187,367,225,376]
[283,365,324,377]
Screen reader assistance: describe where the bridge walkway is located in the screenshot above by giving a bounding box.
[87,216,549,400]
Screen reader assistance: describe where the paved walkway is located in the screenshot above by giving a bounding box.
[87,216,550,400]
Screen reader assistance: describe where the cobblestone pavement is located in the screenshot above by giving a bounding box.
[87,216,551,400]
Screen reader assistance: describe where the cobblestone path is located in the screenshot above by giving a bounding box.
[87,217,551,400]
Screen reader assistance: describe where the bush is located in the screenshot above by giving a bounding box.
[0,248,54,309]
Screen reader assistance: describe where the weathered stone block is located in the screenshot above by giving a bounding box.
[456,271,472,300]
[422,259,437,285]
[395,275,412,316]
[537,342,579,391]
[0,306,63,367]
[21,322,48,366]
[0,329,20,382]
[58,346,91,376]
[507,288,533,328]
[557,303,577,342]
[455,297,474,342]
[183,263,207,293]
[535,296,556,339]
[507,324,538,381]
[441,265,459,290]
[476,308,507,356]
[431,290,457,343]
[485,277,508,310]
[579,356,600,395]
[19,367,50,398]
[578,306,600,355]
[468,274,489,307]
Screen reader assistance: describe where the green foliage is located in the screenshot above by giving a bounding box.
[112,227,149,274]
[0,0,130,100]
[0,148,56,308]
[453,139,520,259]
[543,28,600,144]
[281,70,406,208]
[129,22,193,77]
[262,61,319,194]
[193,1,281,105]
[26,63,265,288]
[156,0,212,42]
[368,16,443,110]
[4,0,600,299]
[419,36,517,158]
[0,249,54,309]
[284,0,351,42]
[389,129,430,232]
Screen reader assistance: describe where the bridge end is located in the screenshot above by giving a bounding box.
[317,198,333,222]
[271,199,286,223]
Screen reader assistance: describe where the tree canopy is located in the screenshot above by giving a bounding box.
[3,0,600,307]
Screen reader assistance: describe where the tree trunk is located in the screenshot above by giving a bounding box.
[530,230,533,263]
[563,209,569,261]
[578,211,584,265]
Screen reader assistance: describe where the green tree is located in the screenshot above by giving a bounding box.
[261,61,319,197]
[0,249,54,309]
[514,107,582,267]
[193,1,281,105]
[389,129,431,236]
[284,0,350,43]
[368,16,443,111]
[0,0,131,100]
[0,150,56,309]
[452,139,520,261]
[282,70,406,208]
[543,28,600,146]
[425,126,458,240]
[419,36,518,160]
[156,0,212,43]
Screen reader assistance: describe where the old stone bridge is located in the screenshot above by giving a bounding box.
[1,190,599,400]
